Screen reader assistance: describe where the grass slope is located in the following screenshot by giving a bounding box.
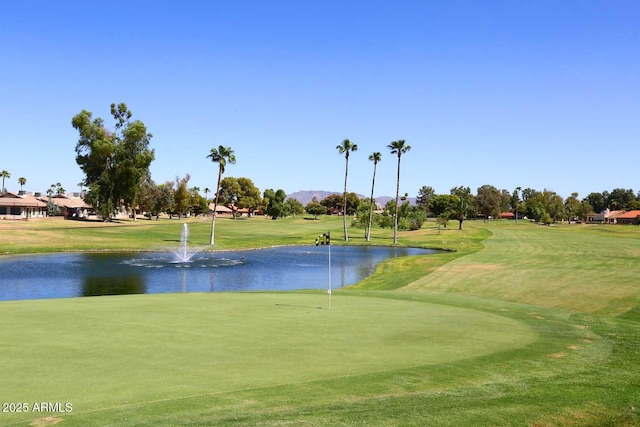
[406,221,640,316]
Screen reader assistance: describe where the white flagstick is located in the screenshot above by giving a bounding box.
[327,238,332,310]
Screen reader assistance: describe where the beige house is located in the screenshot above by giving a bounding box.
[586,209,640,225]
[208,203,233,215]
[46,194,92,219]
[0,192,47,219]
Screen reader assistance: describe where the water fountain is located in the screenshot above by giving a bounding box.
[172,223,200,263]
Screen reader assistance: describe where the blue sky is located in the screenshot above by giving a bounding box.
[1,1,638,200]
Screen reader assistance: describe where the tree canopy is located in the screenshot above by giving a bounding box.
[72,103,154,220]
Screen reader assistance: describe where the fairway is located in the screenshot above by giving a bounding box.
[0,292,534,425]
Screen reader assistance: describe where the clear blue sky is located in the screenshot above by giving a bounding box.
[1,1,638,200]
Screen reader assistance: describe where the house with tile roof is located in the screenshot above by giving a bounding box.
[615,210,640,225]
[0,192,47,219]
[44,194,92,219]
[586,208,640,225]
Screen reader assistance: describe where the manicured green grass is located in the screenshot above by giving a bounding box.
[0,292,537,426]
[406,221,640,316]
[0,218,639,425]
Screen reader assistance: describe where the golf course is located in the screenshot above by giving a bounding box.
[0,216,639,426]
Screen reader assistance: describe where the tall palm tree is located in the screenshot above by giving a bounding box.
[1,170,10,193]
[207,146,236,245]
[366,152,382,241]
[336,139,358,241]
[18,177,27,192]
[387,140,411,245]
[203,187,211,202]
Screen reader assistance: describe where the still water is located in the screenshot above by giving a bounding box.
[0,246,435,301]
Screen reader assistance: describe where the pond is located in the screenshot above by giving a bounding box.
[0,246,436,301]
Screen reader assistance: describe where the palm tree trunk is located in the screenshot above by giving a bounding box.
[209,167,223,245]
[343,156,349,241]
[366,163,377,241]
[393,155,401,245]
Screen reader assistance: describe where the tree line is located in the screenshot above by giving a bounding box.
[4,102,638,234]
[13,102,639,240]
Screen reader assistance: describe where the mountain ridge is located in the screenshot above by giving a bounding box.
[286,190,415,206]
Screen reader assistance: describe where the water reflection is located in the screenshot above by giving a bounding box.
[83,276,146,297]
[0,246,436,301]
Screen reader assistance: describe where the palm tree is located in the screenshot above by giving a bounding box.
[336,139,358,241]
[387,140,411,245]
[1,170,10,193]
[203,187,211,202]
[18,177,27,193]
[366,152,382,241]
[207,146,236,245]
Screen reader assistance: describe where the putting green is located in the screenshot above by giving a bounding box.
[0,292,535,424]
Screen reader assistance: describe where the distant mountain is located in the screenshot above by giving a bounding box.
[285,190,344,206]
[286,190,415,206]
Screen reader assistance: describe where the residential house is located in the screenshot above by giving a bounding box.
[586,208,639,225]
[208,204,233,215]
[0,192,47,219]
[615,210,640,225]
[41,194,91,219]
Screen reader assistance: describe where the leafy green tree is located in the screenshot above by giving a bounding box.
[543,189,565,221]
[218,177,242,215]
[607,188,636,210]
[1,170,10,193]
[436,215,450,230]
[336,139,358,241]
[500,189,512,215]
[523,189,563,222]
[345,192,361,215]
[136,173,156,219]
[428,194,455,218]
[366,152,382,241]
[45,184,62,216]
[218,177,262,217]
[111,104,154,221]
[475,184,502,221]
[320,193,343,213]
[173,175,192,218]
[236,178,262,216]
[583,192,606,213]
[450,186,473,230]
[263,188,288,219]
[305,198,327,219]
[416,185,435,214]
[388,139,411,244]
[405,205,426,230]
[353,198,375,229]
[564,192,581,222]
[190,188,208,217]
[285,198,304,217]
[207,145,236,244]
[377,210,394,229]
[155,182,175,219]
[72,103,154,221]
